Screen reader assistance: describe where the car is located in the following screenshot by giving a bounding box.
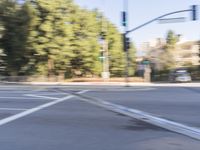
[169,69,192,83]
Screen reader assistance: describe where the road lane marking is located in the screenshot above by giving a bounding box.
[0,96,50,99]
[29,93,67,96]
[68,92,200,141]
[0,90,88,126]
[24,94,59,100]
[0,108,28,111]
[89,87,156,92]
[56,87,156,92]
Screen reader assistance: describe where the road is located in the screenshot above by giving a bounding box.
[0,85,199,150]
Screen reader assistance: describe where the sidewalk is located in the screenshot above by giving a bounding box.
[1,81,200,87]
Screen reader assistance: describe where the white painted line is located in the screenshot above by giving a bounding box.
[0,108,28,111]
[72,93,200,140]
[24,94,59,100]
[31,93,67,96]
[56,88,156,92]
[0,96,49,99]
[0,91,36,94]
[0,88,46,94]
[101,87,156,92]
[0,90,88,126]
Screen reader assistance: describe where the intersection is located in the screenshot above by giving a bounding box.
[0,85,199,150]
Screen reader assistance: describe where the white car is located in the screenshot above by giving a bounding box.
[169,70,192,82]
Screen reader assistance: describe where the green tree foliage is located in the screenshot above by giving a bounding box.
[94,11,135,77]
[160,30,178,70]
[128,42,136,76]
[0,49,6,73]
[165,30,178,49]
[0,0,31,75]
[25,0,74,76]
[0,6,6,73]
[0,0,136,78]
[0,25,6,74]
[105,23,125,77]
[69,8,101,77]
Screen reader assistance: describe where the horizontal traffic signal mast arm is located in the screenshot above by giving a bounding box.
[126,7,197,35]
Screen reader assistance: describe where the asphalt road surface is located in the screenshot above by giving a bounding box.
[0,85,200,150]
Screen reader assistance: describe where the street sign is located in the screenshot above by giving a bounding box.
[158,17,186,24]
[142,60,150,65]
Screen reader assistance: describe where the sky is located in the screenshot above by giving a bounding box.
[74,0,200,51]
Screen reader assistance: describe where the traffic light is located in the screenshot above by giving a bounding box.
[121,11,127,26]
[126,37,130,50]
[191,5,198,21]
[123,34,130,52]
[101,31,106,40]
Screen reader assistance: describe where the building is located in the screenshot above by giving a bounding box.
[175,41,199,67]
[141,37,200,71]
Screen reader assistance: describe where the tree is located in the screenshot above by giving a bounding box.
[0,0,136,78]
[128,42,136,76]
[0,46,6,74]
[69,8,101,77]
[25,0,74,77]
[0,0,31,75]
[160,30,178,70]
[94,10,131,77]
[106,23,125,77]
[0,6,6,74]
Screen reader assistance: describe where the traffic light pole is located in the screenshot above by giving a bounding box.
[123,0,130,86]
[127,7,196,34]
[122,5,197,85]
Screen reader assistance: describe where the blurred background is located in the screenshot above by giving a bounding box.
[0,0,199,82]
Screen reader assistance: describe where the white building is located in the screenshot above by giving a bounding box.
[141,37,200,70]
[175,41,199,67]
